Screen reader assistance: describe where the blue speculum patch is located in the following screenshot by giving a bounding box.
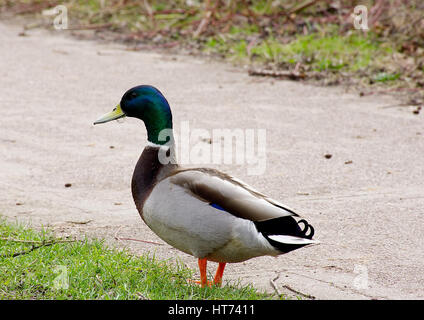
[210,203,226,211]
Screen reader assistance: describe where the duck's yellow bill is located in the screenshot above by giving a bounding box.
[93,104,125,125]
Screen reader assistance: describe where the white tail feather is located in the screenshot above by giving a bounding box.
[268,235,320,245]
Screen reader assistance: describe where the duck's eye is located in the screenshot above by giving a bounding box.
[128,92,138,100]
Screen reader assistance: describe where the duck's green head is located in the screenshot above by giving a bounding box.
[94,85,173,145]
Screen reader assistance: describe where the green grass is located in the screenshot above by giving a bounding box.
[372,72,400,82]
[0,218,277,300]
[205,30,393,74]
[269,33,389,72]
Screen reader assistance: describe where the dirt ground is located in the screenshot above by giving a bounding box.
[1,21,423,300]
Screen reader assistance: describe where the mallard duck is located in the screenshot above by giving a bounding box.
[94,85,318,287]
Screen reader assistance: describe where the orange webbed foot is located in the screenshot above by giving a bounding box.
[189,259,227,288]
[187,279,214,288]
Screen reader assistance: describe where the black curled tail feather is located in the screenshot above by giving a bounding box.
[254,216,316,254]
[297,219,314,239]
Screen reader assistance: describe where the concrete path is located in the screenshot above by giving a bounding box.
[1,21,423,299]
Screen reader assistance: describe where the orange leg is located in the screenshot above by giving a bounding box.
[213,262,226,287]
[191,259,226,288]
[198,258,209,287]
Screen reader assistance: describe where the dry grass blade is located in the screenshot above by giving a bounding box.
[113,226,163,246]
[0,238,78,258]
[248,68,307,80]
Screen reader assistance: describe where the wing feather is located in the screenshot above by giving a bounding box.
[169,168,298,221]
